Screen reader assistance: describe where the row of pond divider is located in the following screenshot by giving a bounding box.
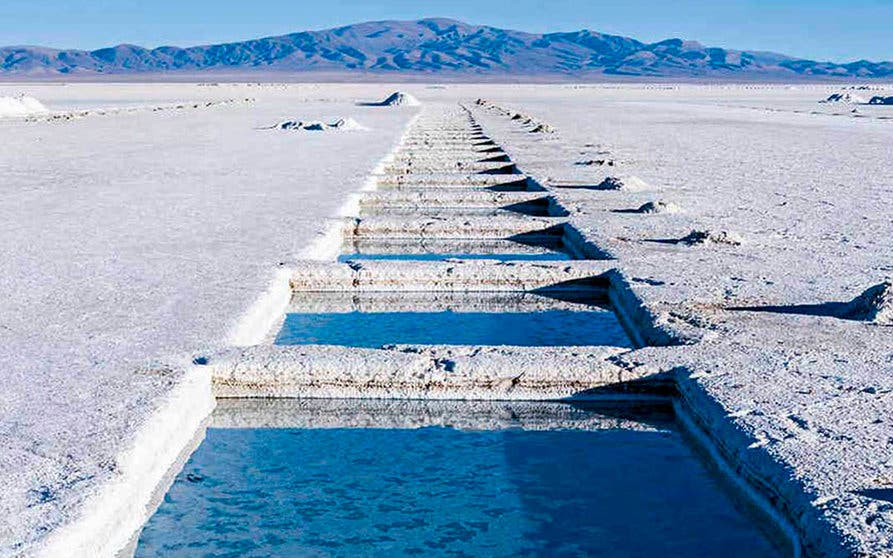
[207,103,663,400]
[129,103,797,557]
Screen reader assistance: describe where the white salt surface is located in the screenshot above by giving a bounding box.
[0,83,417,555]
[1,81,892,556]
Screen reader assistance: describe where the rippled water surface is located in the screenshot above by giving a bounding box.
[136,402,785,557]
[276,309,631,347]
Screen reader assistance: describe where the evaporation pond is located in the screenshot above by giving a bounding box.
[275,292,630,347]
[135,400,786,557]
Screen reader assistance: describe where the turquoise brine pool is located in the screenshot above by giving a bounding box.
[275,308,630,348]
[135,400,786,557]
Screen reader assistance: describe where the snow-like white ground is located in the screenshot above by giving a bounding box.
[1,82,891,556]
[0,83,417,555]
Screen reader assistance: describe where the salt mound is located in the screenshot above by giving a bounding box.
[330,117,367,131]
[575,159,614,167]
[868,95,893,105]
[637,200,680,214]
[0,95,49,118]
[279,120,326,131]
[379,92,421,107]
[842,280,893,325]
[273,117,366,131]
[680,230,743,246]
[821,92,867,104]
[596,175,650,192]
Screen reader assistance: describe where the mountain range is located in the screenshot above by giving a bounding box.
[2,18,890,80]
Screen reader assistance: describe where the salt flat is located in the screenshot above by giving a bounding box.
[0,82,891,556]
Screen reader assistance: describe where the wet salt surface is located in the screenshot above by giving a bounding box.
[276,308,630,347]
[339,238,575,262]
[135,401,785,557]
[338,251,572,261]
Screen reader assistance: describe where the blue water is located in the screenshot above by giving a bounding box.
[136,402,785,558]
[276,309,631,347]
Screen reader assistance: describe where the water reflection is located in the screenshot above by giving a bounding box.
[135,400,785,558]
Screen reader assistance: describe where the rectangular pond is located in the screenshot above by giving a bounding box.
[134,399,787,558]
[359,200,567,218]
[339,237,575,262]
[276,291,632,348]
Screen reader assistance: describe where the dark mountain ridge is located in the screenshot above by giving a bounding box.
[2,18,890,79]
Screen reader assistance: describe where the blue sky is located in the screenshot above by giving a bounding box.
[3,0,891,62]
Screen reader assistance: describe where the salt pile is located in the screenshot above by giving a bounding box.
[680,230,743,246]
[272,117,366,131]
[379,92,421,107]
[330,117,366,130]
[821,92,867,104]
[636,200,680,214]
[596,175,650,192]
[842,280,893,325]
[0,95,49,118]
[276,120,323,131]
[868,96,893,105]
